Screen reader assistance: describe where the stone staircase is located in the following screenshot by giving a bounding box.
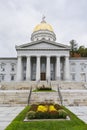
[0,90,29,106]
[0,81,87,106]
[61,90,87,106]
[29,92,60,105]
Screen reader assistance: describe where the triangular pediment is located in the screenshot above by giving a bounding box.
[16,40,70,50]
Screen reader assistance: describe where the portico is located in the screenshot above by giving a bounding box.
[16,55,70,81]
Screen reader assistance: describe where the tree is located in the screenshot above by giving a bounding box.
[70,40,78,57]
[77,46,85,57]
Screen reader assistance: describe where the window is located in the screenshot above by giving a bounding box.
[71,73,75,81]
[0,74,5,81]
[0,63,5,72]
[81,73,86,82]
[71,66,75,72]
[60,63,63,71]
[24,66,26,71]
[32,63,36,72]
[11,75,14,81]
[2,75,4,80]
[80,63,86,72]
[70,62,76,72]
[11,64,15,71]
[23,74,26,80]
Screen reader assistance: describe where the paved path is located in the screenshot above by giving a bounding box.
[0,106,87,130]
[67,106,87,123]
[0,106,24,130]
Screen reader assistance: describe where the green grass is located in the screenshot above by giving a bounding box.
[5,106,87,130]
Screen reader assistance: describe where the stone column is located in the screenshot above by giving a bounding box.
[64,56,70,80]
[16,56,22,81]
[26,56,31,81]
[56,56,60,80]
[46,56,50,81]
[36,56,40,81]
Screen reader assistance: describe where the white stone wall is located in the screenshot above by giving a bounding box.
[70,58,87,82]
[0,58,17,82]
[0,57,87,82]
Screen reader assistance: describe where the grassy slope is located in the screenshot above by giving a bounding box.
[5,106,87,130]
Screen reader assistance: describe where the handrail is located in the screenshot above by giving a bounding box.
[27,86,32,106]
[57,85,63,105]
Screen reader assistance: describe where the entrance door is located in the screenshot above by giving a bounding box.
[41,73,46,80]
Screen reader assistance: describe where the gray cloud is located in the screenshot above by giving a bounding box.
[0,0,87,57]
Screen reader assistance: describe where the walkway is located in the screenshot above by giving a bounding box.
[67,106,87,123]
[0,106,24,130]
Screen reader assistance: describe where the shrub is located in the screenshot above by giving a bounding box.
[30,104,38,111]
[37,85,52,91]
[49,111,59,119]
[54,104,62,110]
[35,111,50,119]
[58,109,68,119]
[35,111,44,119]
[27,111,36,119]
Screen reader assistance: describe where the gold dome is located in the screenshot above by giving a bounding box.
[33,21,54,32]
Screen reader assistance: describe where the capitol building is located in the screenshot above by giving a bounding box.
[0,18,87,82]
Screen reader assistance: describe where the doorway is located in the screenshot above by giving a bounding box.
[41,73,46,80]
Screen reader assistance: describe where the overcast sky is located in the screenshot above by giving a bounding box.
[0,0,87,57]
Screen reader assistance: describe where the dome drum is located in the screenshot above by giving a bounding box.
[31,30,56,41]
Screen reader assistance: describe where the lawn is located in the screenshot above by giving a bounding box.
[5,106,87,130]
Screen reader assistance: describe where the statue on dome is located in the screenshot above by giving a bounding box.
[41,15,46,23]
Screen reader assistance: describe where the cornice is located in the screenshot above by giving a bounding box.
[15,39,70,50]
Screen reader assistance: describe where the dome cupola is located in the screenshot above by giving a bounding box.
[31,16,56,41]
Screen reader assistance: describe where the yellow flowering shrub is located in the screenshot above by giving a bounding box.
[49,105,57,112]
[37,105,48,112]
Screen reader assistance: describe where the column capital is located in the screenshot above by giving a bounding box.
[47,56,50,58]
[65,56,69,58]
[17,56,22,58]
[37,56,41,58]
[27,56,31,58]
[36,56,41,57]
[56,56,60,58]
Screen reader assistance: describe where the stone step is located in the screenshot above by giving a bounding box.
[0,81,87,90]
[0,87,87,106]
[61,90,87,106]
[29,92,61,105]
